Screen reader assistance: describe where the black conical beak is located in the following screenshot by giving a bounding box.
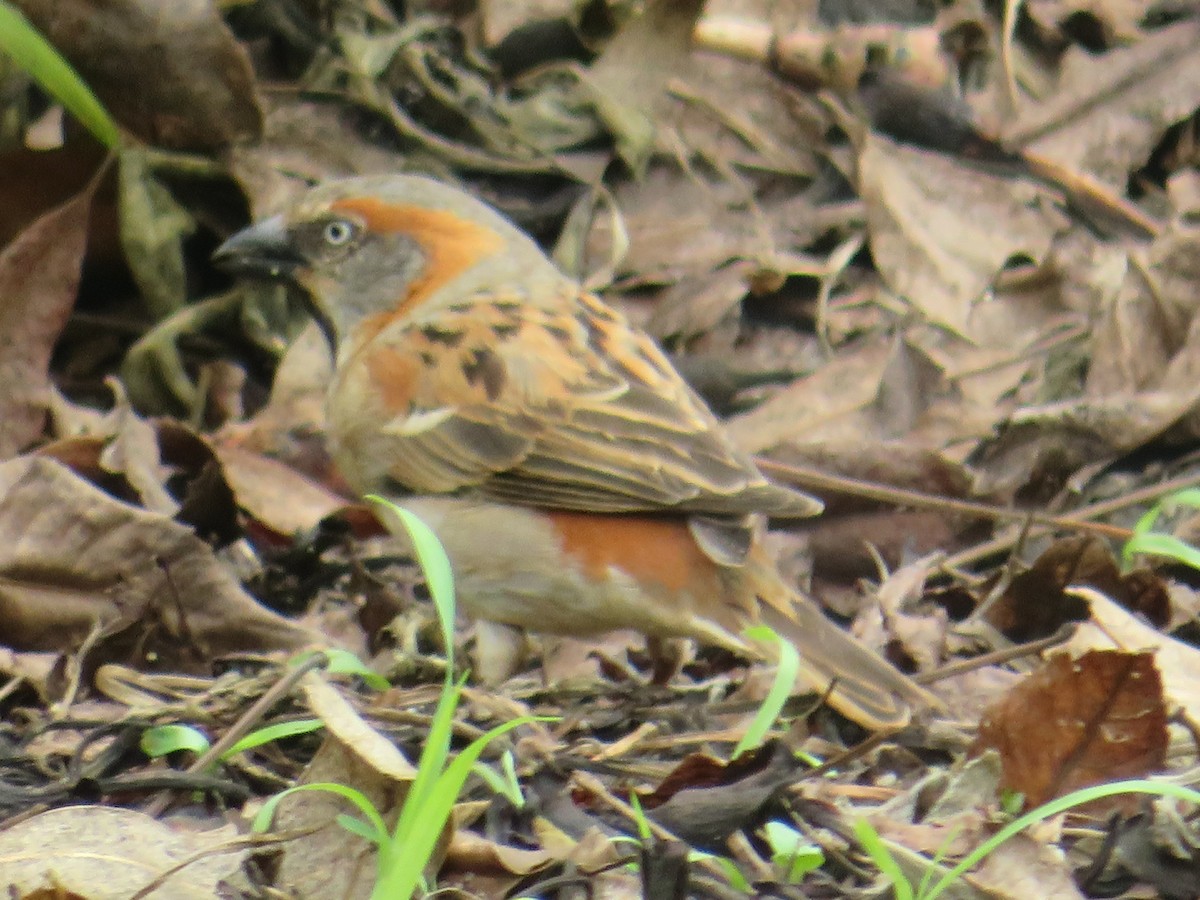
[213,215,305,280]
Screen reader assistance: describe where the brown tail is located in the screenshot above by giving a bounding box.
[743,552,940,730]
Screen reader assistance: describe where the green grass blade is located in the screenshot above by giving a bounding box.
[734,626,799,757]
[368,497,457,655]
[0,2,119,147]
[762,821,824,882]
[252,781,389,846]
[1122,489,1200,569]
[390,673,464,850]
[1157,488,1200,512]
[223,719,325,757]
[472,750,524,808]
[1122,532,1200,571]
[337,814,385,842]
[322,648,391,690]
[367,497,461,839]
[853,818,914,900]
[688,852,751,892]
[373,717,537,897]
[923,780,1200,899]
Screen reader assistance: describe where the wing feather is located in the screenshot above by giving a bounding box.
[330,289,820,520]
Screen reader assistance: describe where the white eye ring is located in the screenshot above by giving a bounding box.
[324,220,355,246]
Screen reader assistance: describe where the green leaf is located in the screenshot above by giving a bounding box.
[0,1,120,147]
[322,648,391,690]
[629,792,652,842]
[733,626,799,757]
[1123,532,1200,571]
[373,716,538,898]
[140,724,210,758]
[368,498,457,657]
[920,780,1200,900]
[472,749,524,808]
[688,852,751,892]
[366,498,461,840]
[854,818,914,900]
[252,781,389,846]
[999,788,1024,816]
[223,719,324,758]
[762,821,824,882]
[337,814,385,844]
[1122,489,1200,570]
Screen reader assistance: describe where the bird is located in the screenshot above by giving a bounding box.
[214,173,937,729]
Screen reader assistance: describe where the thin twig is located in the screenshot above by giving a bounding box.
[914,623,1077,685]
[757,457,1133,540]
[140,652,330,818]
[943,468,1200,569]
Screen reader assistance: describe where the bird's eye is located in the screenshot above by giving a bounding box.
[323,220,356,246]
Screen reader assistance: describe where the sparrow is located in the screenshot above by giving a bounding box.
[214,174,936,729]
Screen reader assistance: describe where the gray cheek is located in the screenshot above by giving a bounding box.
[326,236,426,334]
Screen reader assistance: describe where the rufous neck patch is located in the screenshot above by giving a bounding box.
[330,197,506,313]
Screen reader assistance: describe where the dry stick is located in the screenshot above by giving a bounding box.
[141,652,330,818]
[725,830,775,882]
[796,728,895,783]
[941,468,1200,570]
[915,623,1077,686]
[756,457,1133,541]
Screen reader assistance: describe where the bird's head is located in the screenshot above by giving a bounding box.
[213,174,563,353]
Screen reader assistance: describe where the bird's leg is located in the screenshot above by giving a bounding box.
[646,635,693,685]
[471,619,530,684]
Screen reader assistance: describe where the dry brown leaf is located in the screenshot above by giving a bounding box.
[985,536,1165,642]
[1007,18,1200,187]
[969,832,1087,900]
[13,0,262,149]
[0,178,96,459]
[213,443,346,538]
[1166,168,1200,219]
[539,631,643,683]
[0,144,112,251]
[584,164,769,290]
[0,647,56,705]
[810,509,964,586]
[0,806,246,899]
[444,829,556,876]
[38,415,243,548]
[986,386,1200,487]
[726,337,893,453]
[214,322,342,492]
[1087,233,1200,400]
[270,699,422,900]
[479,0,579,47]
[228,97,412,223]
[858,552,947,673]
[859,133,1067,336]
[302,672,414,780]
[973,650,1167,809]
[645,260,760,346]
[0,455,316,662]
[96,382,179,516]
[932,667,1023,725]
[1065,588,1200,721]
[918,283,1078,420]
[586,0,706,171]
